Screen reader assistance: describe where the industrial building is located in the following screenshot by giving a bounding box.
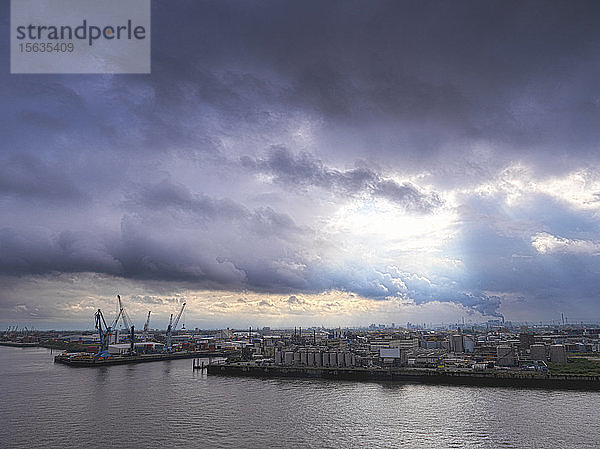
[274,348,357,367]
[108,342,164,355]
[549,344,567,364]
[530,344,546,362]
[380,347,408,365]
[496,345,515,366]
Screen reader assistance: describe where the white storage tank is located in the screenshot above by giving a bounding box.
[316,352,323,367]
[307,352,315,366]
[337,352,345,367]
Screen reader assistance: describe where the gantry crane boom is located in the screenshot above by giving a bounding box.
[117,295,133,331]
[165,302,186,352]
[173,302,186,330]
[95,307,122,357]
[142,311,151,341]
[109,307,123,330]
[94,309,108,352]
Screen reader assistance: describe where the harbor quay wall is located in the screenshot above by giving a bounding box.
[54,351,225,367]
[0,342,39,347]
[207,363,600,390]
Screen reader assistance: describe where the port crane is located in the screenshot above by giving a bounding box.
[94,308,122,358]
[141,311,151,342]
[117,295,134,333]
[164,302,186,352]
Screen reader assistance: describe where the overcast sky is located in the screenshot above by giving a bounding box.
[2,0,600,329]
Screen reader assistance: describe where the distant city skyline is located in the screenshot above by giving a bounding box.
[3,1,600,328]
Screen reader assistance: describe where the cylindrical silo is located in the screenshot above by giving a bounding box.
[284,351,294,365]
[300,351,307,365]
[329,352,337,366]
[345,352,352,367]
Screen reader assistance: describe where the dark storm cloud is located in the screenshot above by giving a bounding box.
[242,147,442,213]
[0,154,86,201]
[3,1,600,171]
[146,0,600,167]
[0,174,313,292]
[124,179,303,237]
[110,207,303,288]
[126,180,250,221]
[0,172,458,310]
[0,227,121,276]
[2,0,600,323]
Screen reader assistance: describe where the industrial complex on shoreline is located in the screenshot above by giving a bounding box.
[2,295,600,388]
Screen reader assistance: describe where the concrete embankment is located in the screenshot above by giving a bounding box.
[207,363,600,390]
[0,342,39,347]
[55,351,226,367]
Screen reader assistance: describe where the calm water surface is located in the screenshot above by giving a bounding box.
[1,347,598,448]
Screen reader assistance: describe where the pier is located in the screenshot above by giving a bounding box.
[193,356,226,370]
[55,350,227,367]
[0,342,39,348]
[207,363,600,390]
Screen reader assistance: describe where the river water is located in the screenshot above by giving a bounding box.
[1,346,598,448]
